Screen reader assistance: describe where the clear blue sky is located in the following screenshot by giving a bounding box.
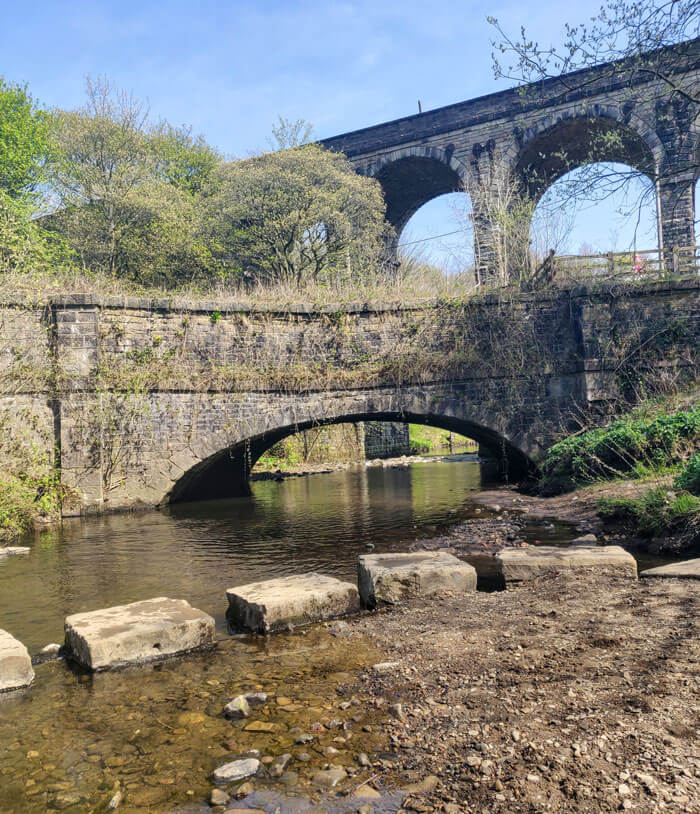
[1,0,679,266]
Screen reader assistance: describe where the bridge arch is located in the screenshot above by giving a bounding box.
[166,392,535,504]
[515,108,660,205]
[367,147,468,236]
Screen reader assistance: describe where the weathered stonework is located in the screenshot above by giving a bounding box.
[0,279,697,514]
[322,39,700,273]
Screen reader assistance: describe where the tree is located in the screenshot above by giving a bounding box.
[48,77,215,284]
[0,78,53,199]
[151,123,220,195]
[206,144,389,286]
[268,116,314,150]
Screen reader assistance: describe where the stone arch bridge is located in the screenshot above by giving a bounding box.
[0,280,697,515]
[322,38,700,273]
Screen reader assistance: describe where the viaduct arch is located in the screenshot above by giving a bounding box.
[322,38,700,272]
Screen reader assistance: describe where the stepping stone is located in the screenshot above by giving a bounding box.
[0,629,34,692]
[496,545,637,584]
[358,551,477,608]
[0,546,30,560]
[64,597,216,670]
[640,558,700,580]
[226,573,360,634]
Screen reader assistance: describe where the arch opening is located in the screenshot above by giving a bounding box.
[517,116,656,204]
[374,156,463,236]
[168,412,534,505]
[398,192,474,274]
[529,161,658,258]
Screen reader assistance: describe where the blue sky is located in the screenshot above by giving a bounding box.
[1,0,676,267]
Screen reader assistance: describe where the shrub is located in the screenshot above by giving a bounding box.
[598,486,700,539]
[675,453,700,496]
[541,407,700,494]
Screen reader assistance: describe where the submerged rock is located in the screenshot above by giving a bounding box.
[312,766,347,787]
[212,757,260,783]
[223,695,251,719]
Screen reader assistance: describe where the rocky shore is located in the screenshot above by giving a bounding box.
[340,569,700,812]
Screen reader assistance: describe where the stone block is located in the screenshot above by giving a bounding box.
[226,573,360,634]
[358,551,477,608]
[64,597,216,670]
[496,545,637,584]
[0,629,34,692]
[640,558,700,580]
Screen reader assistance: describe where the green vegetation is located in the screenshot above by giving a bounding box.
[542,403,700,552]
[675,452,700,496]
[598,487,700,549]
[541,406,700,494]
[408,424,477,454]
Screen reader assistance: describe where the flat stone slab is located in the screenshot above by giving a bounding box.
[226,573,360,634]
[64,597,216,670]
[0,629,34,692]
[496,545,637,583]
[640,558,700,580]
[358,551,477,608]
[0,546,30,560]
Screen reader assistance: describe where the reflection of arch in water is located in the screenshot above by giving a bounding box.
[168,404,533,504]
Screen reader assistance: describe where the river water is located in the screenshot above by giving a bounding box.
[0,456,579,813]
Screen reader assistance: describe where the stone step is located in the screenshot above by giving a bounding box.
[64,597,216,670]
[226,573,360,634]
[640,558,700,580]
[496,545,638,584]
[358,551,477,609]
[0,629,34,692]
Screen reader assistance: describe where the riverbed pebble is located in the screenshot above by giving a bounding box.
[212,757,260,783]
[223,695,250,719]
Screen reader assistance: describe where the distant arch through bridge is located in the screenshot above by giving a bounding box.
[321,39,700,274]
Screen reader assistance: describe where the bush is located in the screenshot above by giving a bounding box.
[598,486,700,539]
[541,407,700,494]
[675,453,700,496]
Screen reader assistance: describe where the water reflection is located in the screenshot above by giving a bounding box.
[1,457,485,651]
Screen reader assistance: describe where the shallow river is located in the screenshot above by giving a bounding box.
[0,456,579,813]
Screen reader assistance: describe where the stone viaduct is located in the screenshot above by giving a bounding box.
[322,38,700,273]
[0,280,697,515]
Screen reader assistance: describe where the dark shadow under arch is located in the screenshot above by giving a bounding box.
[374,156,464,236]
[168,411,534,504]
[517,115,656,204]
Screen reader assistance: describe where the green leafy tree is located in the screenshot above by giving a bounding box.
[206,143,389,286]
[48,77,216,284]
[0,78,53,198]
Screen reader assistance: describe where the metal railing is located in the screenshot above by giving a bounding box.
[532,245,700,285]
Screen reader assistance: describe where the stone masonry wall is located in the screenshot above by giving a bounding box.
[0,279,696,514]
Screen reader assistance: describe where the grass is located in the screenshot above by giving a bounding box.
[541,404,700,495]
[598,486,700,550]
